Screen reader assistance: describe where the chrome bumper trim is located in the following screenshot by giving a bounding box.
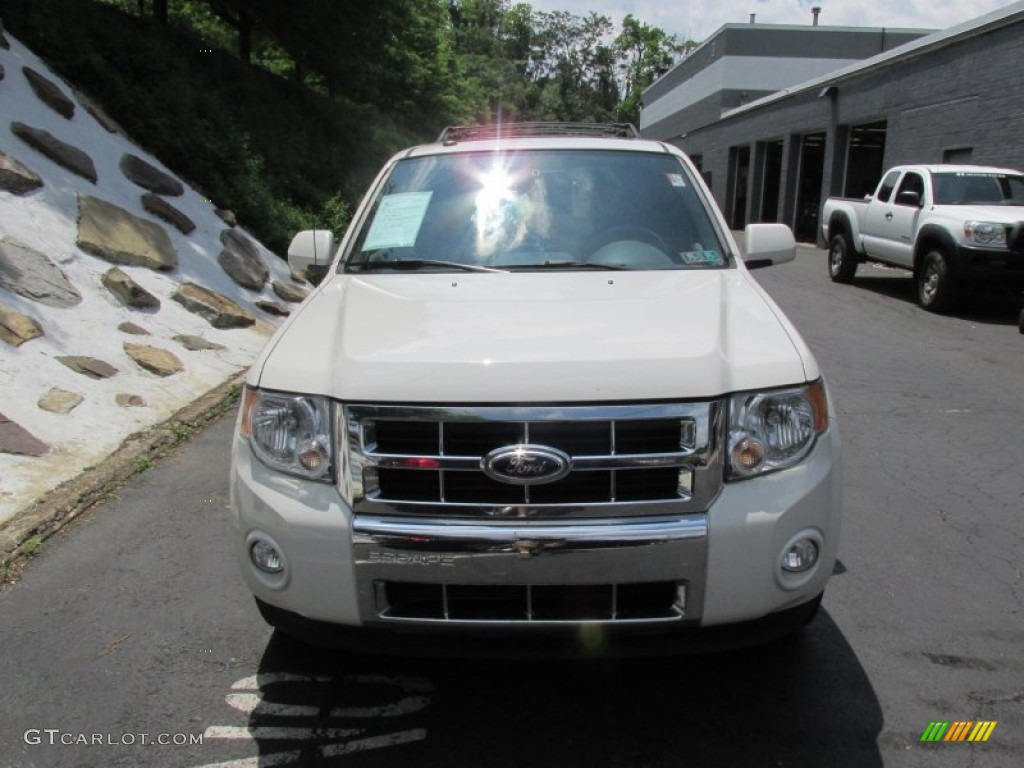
[353,515,708,551]
[352,515,709,627]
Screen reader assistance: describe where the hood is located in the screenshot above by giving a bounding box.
[254,270,814,402]
[935,204,1024,223]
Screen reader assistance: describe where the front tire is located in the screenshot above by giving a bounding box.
[917,248,961,313]
[828,232,858,283]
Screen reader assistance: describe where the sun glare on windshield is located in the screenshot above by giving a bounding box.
[472,161,545,256]
[475,164,516,214]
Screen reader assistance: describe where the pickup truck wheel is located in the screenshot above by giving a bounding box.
[917,248,961,313]
[828,233,857,283]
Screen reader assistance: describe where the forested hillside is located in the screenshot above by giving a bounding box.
[2,0,690,254]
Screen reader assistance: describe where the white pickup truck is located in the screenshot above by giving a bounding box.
[821,165,1024,312]
[229,123,841,655]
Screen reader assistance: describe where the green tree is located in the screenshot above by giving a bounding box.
[531,10,617,121]
[614,15,688,124]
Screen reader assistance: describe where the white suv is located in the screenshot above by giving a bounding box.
[230,123,841,654]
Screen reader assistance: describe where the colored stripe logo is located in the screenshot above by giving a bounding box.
[920,721,997,742]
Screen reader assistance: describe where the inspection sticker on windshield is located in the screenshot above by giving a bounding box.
[680,249,723,266]
[362,191,433,251]
[666,173,687,187]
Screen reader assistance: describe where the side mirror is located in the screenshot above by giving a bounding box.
[287,230,336,281]
[896,189,921,207]
[741,223,796,269]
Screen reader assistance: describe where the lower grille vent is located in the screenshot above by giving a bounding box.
[380,581,683,623]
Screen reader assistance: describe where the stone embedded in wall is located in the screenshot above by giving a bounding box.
[77,194,178,271]
[256,300,289,317]
[74,90,120,134]
[289,270,307,284]
[0,412,49,456]
[215,209,237,227]
[57,356,118,379]
[0,302,44,347]
[0,149,44,195]
[38,388,83,414]
[171,282,255,329]
[117,321,150,335]
[22,67,75,120]
[11,122,97,183]
[123,342,183,377]
[101,267,160,309]
[115,394,146,408]
[173,334,226,352]
[0,237,82,308]
[119,153,185,197]
[141,192,195,235]
[217,228,269,291]
[272,279,308,303]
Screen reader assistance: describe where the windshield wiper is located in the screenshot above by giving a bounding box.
[508,261,630,271]
[352,259,507,273]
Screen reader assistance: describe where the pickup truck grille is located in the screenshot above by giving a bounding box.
[341,403,722,519]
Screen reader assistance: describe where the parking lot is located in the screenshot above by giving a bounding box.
[1,243,1022,768]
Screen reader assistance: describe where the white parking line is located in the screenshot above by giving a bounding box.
[230,673,331,690]
[192,673,432,767]
[321,728,427,757]
[329,695,431,718]
[225,693,320,717]
[204,726,361,740]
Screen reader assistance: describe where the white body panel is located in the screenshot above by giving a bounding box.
[251,270,813,402]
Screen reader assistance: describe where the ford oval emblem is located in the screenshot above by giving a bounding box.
[481,444,572,486]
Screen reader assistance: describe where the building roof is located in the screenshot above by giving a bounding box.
[715,1,1024,123]
[642,22,933,104]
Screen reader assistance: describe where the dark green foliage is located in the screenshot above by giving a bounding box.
[2,0,687,254]
[3,0,420,253]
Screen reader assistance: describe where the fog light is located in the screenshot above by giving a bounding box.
[250,539,284,574]
[782,538,819,573]
[297,439,329,472]
[730,436,765,474]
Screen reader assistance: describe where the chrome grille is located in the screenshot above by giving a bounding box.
[342,403,722,519]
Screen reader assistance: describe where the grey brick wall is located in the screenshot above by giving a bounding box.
[670,17,1024,234]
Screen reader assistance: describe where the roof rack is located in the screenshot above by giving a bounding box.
[437,122,640,145]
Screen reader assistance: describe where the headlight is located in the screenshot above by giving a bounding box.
[240,387,333,480]
[963,221,1007,247]
[727,380,828,480]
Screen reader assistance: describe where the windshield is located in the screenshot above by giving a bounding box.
[932,171,1024,205]
[345,149,728,272]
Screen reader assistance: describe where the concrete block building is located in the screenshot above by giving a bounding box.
[640,3,1024,241]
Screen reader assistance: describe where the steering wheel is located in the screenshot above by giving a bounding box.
[583,225,671,257]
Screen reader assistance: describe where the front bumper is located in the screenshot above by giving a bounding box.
[954,244,1024,286]
[229,423,840,645]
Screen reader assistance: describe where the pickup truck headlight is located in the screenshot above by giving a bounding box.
[240,387,333,480]
[963,221,1007,247]
[727,381,828,480]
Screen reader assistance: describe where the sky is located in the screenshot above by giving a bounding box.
[524,0,1019,42]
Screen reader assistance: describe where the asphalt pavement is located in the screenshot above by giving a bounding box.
[0,243,1021,768]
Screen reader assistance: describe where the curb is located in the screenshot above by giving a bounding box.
[0,372,245,584]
